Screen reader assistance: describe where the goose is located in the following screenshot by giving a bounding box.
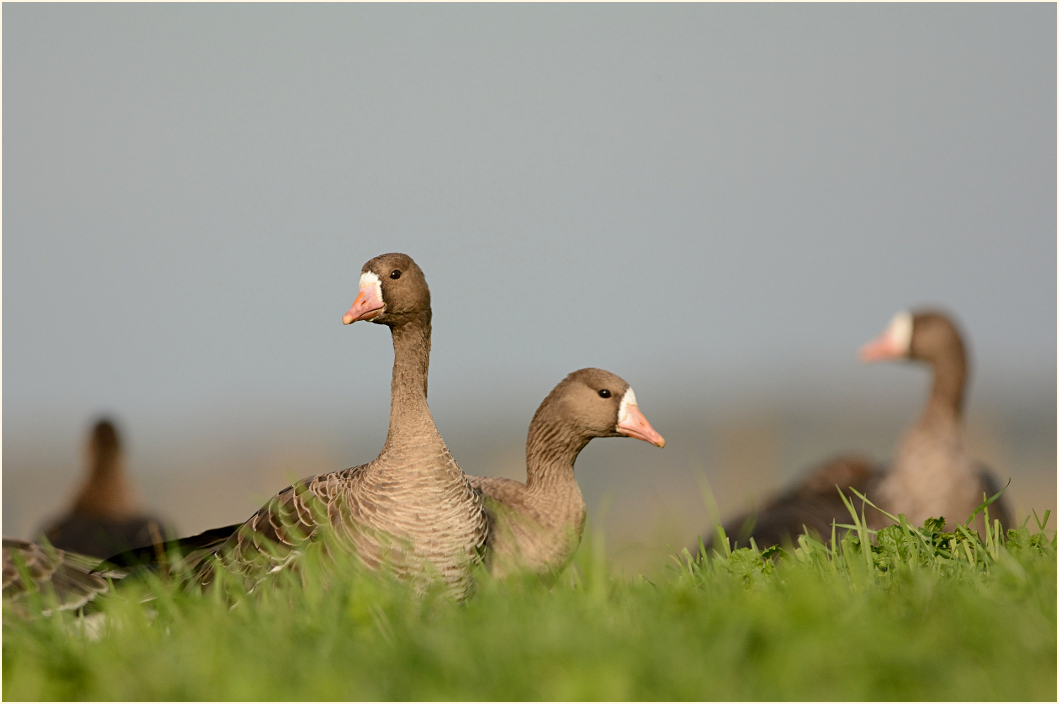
[860,309,1010,533]
[39,419,173,559]
[469,368,665,580]
[704,309,1010,552]
[190,253,488,599]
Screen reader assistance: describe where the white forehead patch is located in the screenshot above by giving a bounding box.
[617,387,638,423]
[888,310,913,355]
[359,271,383,304]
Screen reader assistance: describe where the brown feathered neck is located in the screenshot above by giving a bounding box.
[912,314,969,423]
[70,443,136,520]
[381,311,436,451]
[524,411,593,493]
[522,369,629,492]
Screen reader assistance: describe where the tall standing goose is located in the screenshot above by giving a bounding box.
[39,419,173,559]
[195,253,488,599]
[704,309,1009,551]
[469,368,665,579]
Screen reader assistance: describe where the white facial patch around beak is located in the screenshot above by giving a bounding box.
[617,387,638,425]
[887,310,913,356]
[360,271,383,306]
[615,386,665,447]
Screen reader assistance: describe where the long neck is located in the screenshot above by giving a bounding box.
[382,316,437,450]
[923,343,967,425]
[72,458,135,519]
[883,342,972,508]
[524,415,590,493]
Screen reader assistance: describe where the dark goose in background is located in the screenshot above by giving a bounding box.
[704,309,1010,552]
[469,368,665,580]
[39,420,173,560]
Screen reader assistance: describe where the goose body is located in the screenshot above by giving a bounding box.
[469,369,665,579]
[39,420,172,559]
[195,253,488,598]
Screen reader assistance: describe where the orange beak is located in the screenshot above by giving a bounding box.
[617,404,666,447]
[342,284,385,324]
[859,332,903,362]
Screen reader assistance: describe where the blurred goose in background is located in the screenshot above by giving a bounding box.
[186,253,488,599]
[470,368,665,580]
[859,310,1010,533]
[39,419,173,560]
[705,309,1010,552]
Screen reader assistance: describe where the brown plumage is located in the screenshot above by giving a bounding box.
[100,523,244,576]
[710,455,882,551]
[469,369,665,580]
[3,539,122,616]
[703,309,1010,552]
[193,253,488,599]
[39,419,172,559]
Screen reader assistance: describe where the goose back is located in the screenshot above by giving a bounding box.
[704,455,882,552]
[3,539,122,615]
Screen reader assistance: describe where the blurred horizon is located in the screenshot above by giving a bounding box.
[5,371,1055,573]
[3,4,1055,572]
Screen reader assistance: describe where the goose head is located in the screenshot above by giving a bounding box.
[342,252,431,328]
[859,309,965,366]
[544,368,666,447]
[87,418,123,479]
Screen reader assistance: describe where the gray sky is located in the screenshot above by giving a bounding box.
[3,5,1055,546]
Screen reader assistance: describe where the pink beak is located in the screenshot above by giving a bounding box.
[859,332,902,362]
[342,284,385,324]
[617,404,666,448]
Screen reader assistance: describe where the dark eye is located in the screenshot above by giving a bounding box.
[598,389,611,398]
[390,269,401,280]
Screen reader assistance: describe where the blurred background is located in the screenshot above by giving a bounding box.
[4,4,1055,575]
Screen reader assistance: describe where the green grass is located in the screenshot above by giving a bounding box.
[4,509,1056,701]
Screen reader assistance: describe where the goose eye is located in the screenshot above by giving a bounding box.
[598,389,611,398]
[390,270,402,280]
